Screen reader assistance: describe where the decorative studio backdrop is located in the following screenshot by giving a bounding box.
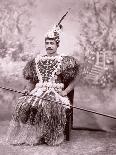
[0,0,116,131]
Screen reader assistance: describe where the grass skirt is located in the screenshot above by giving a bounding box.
[7,90,70,145]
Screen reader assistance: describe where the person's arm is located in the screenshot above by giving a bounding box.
[59,75,80,97]
[60,56,80,96]
[22,58,38,95]
[22,80,35,95]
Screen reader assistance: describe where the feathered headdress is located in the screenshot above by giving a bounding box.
[45,9,70,46]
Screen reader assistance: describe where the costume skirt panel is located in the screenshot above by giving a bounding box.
[7,89,70,145]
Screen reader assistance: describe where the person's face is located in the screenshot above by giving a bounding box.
[45,39,58,55]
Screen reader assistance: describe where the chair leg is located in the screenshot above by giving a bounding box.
[71,108,73,128]
[65,111,72,141]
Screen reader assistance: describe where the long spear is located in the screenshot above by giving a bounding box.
[1,85,116,120]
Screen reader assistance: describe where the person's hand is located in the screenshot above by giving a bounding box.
[22,89,30,96]
[59,90,67,97]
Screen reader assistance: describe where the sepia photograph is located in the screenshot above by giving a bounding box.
[0,0,116,154]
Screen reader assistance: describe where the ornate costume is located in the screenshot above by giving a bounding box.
[7,54,79,145]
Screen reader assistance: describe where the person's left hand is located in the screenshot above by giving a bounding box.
[59,90,67,97]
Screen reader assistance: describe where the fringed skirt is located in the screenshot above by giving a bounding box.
[7,89,70,146]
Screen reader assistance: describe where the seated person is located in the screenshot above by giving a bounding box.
[7,24,79,146]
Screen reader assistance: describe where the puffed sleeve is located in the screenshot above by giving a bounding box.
[23,58,38,83]
[61,56,80,83]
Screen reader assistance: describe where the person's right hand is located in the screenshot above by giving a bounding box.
[22,89,30,96]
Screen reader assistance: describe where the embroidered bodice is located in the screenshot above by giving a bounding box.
[35,55,62,84]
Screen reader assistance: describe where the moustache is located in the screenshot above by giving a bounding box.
[46,47,53,50]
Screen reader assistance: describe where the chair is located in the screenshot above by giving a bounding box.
[64,89,74,141]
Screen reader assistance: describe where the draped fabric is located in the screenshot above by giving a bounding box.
[7,55,79,146]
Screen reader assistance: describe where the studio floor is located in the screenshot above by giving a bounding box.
[0,121,116,155]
